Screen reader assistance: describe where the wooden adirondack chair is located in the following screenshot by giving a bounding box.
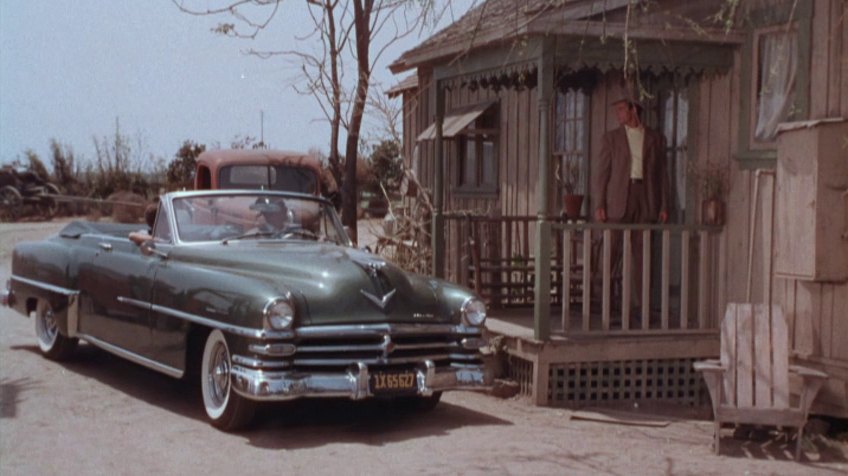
[694,303,827,460]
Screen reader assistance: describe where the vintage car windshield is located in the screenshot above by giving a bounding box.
[219,165,318,194]
[171,193,347,244]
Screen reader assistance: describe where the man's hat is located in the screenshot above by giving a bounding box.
[249,197,286,213]
[609,88,644,114]
[609,91,641,108]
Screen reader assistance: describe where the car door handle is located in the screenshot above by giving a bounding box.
[98,242,113,252]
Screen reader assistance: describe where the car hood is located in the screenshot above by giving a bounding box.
[169,242,452,326]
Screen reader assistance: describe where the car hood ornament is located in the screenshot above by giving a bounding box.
[360,288,396,311]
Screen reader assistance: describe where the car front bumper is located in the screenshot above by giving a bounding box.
[229,360,493,401]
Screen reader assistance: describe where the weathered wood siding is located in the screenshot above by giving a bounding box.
[692,0,848,416]
[415,69,545,282]
[405,0,847,416]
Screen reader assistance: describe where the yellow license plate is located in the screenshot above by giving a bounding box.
[370,371,417,394]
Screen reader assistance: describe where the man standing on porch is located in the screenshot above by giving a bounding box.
[593,94,670,311]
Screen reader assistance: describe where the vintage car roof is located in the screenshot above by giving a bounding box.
[196,149,323,174]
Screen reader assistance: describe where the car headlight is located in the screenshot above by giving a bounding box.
[461,297,487,326]
[263,297,295,331]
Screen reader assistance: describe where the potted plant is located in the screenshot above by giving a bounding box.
[556,158,583,219]
[689,160,729,226]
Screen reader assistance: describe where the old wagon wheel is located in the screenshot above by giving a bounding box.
[0,185,22,222]
[38,183,61,218]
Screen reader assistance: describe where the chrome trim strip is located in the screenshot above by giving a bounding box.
[293,354,470,367]
[295,323,481,339]
[394,342,458,351]
[295,341,459,353]
[295,343,385,353]
[78,333,183,379]
[292,352,480,367]
[116,296,152,310]
[11,275,78,297]
[116,296,293,339]
[232,354,290,369]
[249,343,296,356]
[229,361,493,402]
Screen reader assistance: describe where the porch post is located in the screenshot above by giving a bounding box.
[533,40,554,341]
[431,81,446,278]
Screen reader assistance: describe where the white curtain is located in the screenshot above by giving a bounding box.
[754,31,798,141]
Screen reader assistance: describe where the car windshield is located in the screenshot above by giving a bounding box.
[170,193,348,245]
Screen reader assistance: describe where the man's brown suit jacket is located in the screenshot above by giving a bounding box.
[593,126,670,222]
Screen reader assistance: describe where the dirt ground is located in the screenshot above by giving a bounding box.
[1,220,846,475]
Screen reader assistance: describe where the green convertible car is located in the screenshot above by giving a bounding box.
[2,190,492,430]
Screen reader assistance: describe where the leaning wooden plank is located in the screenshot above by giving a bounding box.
[721,304,737,406]
[771,304,790,408]
[737,304,755,408]
[753,304,773,408]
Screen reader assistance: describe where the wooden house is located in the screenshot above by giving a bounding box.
[388,0,848,417]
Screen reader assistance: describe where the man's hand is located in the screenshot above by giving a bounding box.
[595,208,607,222]
[658,210,668,224]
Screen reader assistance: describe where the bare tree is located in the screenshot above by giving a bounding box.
[172,0,439,241]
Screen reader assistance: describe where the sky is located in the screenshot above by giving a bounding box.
[0,1,474,170]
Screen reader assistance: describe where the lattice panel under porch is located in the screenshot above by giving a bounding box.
[548,358,706,406]
[506,354,534,396]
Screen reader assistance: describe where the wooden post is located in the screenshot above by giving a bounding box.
[562,229,572,333]
[699,230,709,330]
[661,229,670,330]
[681,230,690,329]
[622,229,632,330]
[432,83,445,278]
[602,229,612,331]
[642,230,651,330]
[582,231,592,331]
[533,40,554,341]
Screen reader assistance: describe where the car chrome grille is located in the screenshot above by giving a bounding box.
[289,326,484,370]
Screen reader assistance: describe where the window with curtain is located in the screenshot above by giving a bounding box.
[554,89,589,195]
[457,107,498,195]
[753,28,798,143]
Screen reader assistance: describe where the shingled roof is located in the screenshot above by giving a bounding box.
[389,0,631,73]
[389,0,742,74]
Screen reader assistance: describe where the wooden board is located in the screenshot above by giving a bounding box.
[572,408,671,427]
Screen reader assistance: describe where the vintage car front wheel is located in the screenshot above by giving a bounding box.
[34,300,78,360]
[201,329,256,431]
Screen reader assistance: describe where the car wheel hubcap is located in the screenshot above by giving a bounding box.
[37,306,58,347]
[207,343,230,409]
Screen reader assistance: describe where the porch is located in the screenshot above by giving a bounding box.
[441,215,723,407]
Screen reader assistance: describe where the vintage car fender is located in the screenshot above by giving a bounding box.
[9,239,81,337]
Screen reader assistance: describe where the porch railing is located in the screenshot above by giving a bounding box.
[555,223,723,336]
[441,214,723,337]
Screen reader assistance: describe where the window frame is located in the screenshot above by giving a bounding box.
[553,88,590,198]
[453,106,499,197]
[736,2,812,168]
